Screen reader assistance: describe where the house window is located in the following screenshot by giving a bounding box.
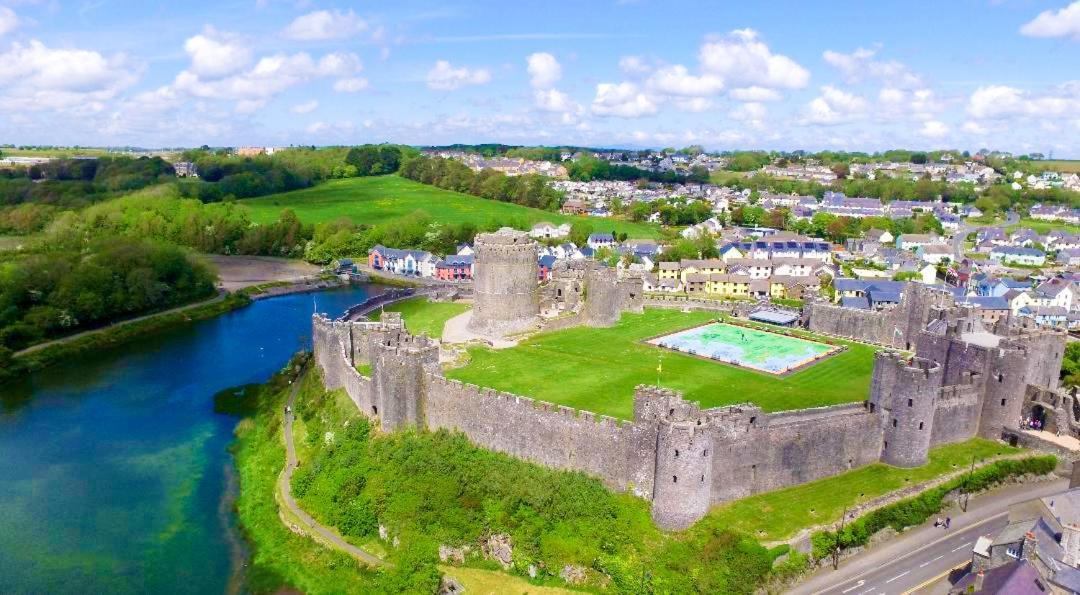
[1006,545,1020,559]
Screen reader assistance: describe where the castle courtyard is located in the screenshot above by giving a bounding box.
[444,307,877,419]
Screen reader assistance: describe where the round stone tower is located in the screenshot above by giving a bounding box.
[468,227,540,337]
[876,353,943,468]
[978,344,1028,439]
[651,418,713,530]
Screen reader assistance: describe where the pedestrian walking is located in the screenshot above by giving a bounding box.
[945,517,951,529]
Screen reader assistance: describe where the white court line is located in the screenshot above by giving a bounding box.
[951,542,972,552]
[885,571,910,584]
[841,580,866,593]
[919,554,944,568]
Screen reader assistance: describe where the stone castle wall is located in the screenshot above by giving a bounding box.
[312,279,1067,530]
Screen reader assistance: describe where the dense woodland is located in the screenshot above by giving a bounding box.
[0,156,175,207]
[0,236,216,352]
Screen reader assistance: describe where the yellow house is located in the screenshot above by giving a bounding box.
[658,261,681,281]
[705,273,750,297]
[680,259,725,284]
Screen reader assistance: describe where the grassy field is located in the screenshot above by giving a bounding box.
[241,176,662,238]
[709,170,747,185]
[448,308,876,419]
[1029,160,1080,174]
[368,297,469,339]
[1009,217,1080,234]
[701,438,1020,542]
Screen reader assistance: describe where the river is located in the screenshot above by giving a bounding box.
[0,284,386,594]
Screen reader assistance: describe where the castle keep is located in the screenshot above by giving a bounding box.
[313,250,1067,530]
[468,228,541,337]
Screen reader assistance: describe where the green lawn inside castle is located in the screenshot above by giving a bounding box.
[435,307,877,419]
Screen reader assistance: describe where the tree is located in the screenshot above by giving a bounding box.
[568,221,593,247]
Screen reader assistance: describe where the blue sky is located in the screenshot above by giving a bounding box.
[1,0,1078,155]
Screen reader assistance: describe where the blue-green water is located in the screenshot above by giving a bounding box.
[0,285,385,594]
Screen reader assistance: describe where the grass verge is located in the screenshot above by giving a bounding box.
[703,438,1021,542]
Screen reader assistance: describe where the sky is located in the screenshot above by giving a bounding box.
[0,0,1079,155]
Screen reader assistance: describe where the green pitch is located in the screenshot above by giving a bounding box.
[447,308,876,419]
[240,175,662,238]
[369,297,468,340]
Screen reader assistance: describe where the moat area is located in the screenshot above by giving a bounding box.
[0,284,387,594]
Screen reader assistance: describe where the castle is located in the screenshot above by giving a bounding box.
[313,233,1067,530]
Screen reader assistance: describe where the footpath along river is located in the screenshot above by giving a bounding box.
[0,284,388,594]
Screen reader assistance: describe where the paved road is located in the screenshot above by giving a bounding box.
[279,369,386,567]
[949,210,1018,260]
[790,477,1068,595]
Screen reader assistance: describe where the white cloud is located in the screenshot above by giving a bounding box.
[426,60,491,90]
[730,102,767,129]
[918,120,949,139]
[534,88,578,113]
[172,51,360,110]
[646,64,724,96]
[283,9,368,41]
[334,77,369,92]
[803,85,868,124]
[316,53,363,77]
[698,29,809,90]
[672,97,713,112]
[961,121,988,135]
[618,55,650,75]
[0,40,139,111]
[291,100,318,114]
[822,47,922,88]
[967,83,1080,118]
[591,82,657,117]
[729,86,781,101]
[0,6,18,38]
[526,52,561,88]
[306,121,329,134]
[1020,1,1080,40]
[183,27,251,80]
[235,99,266,114]
[878,87,941,121]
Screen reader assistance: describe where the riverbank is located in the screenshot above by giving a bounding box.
[1,276,356,384]
[2,291,248,382]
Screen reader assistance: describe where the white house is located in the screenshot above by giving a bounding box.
[529,222,571,240]
[989,246,1046,267]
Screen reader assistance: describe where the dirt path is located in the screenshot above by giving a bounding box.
[205,255,323,292]
[13,290,227,357]
[278,371,386,567]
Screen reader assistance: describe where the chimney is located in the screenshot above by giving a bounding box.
[1022,531,1037,563]
[974,569,985,592]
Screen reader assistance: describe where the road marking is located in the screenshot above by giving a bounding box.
[808,511,1011,594]
[841,580,866,593]
[919,555,944,567]
[952,541,972,552]
[902,561,969,595]
[885,571,910,584]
